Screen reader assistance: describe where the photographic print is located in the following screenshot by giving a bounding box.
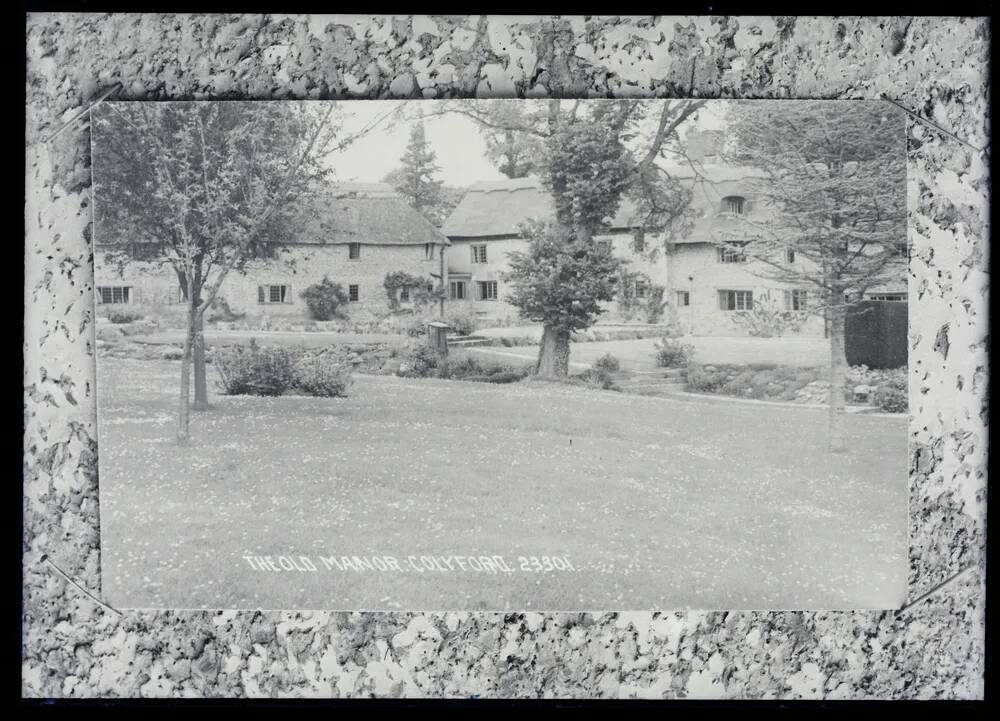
[92,98,909,612]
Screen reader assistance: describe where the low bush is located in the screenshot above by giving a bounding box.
[215,340,297,396]
[593,353,620,373]
[108,310,144,324]
[439,355,530,384]
[445,310,478,336]
[397,343,442,377]
[872,385,908,413]
[574,367,619,391]
[300,276,350,321]
[654,337,695,368]
[293,354,353,397]
[206,296,245,324]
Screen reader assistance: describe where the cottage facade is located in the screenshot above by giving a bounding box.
[93,183,450,324]
[440,146,906,337]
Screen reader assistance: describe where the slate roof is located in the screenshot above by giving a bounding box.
[440,169,768,244]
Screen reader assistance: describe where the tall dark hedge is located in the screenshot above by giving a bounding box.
[845,300,908,369]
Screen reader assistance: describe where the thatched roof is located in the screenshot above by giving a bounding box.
[299,182,449,246]
[440,169,768,245]
[441,178,641,239]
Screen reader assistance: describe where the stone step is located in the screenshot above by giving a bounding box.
[448,338,492,348]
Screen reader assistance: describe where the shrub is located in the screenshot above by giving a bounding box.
[300,276,350,321]
[593,353,620,373]
[206,296,245,323]
[293,354,353,397]
[404,315,429,337]
[108,310,144,324]
[439,356,530,383]
[445,309,478,336]
[872,385,908,413]
[574,368,619,390]
[654,337,695,368]
[214,340,298,396]
[685,363,727,393]
[397,343,442,377]
[645,285,668,324]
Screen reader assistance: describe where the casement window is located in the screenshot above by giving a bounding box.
[348,243,361,260]
[676,290,690,307]
[718,289,753,311]
[471,244,488,264]
[97,286,133,304]
[476,280,498,301]
[424,243,436,261]
[348,284,359,302]
[449,280,467,300]
[634,279,649,299]
[784,289,809,311]
[399,286,411,302]
[785,249,796,263]
[718,244,748,263]
[721,196,746,215]
[632,228,646,253]
[867,292,907,302]
[258,284,292,304]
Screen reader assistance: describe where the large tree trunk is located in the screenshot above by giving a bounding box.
[191,308,209,411]
[828,300,848,453]
[177,304,195,444]
[536,324,571,378]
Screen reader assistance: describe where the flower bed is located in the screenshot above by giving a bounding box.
[685,362,908,412]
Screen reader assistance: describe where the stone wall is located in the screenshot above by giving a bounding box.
[93,242,442,323]
[24,14,988,700]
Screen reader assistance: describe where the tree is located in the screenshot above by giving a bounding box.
[393,121,444,221]
[440,99,703,377]
[721,101,907,452]
[476,100,546,178]
[92,102,341,442]
[382,167,463,229]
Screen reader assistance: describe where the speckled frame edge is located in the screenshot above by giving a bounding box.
[23,14,988,699]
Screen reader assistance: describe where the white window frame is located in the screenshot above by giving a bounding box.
[348,284,360,302]
[634,279,649,299]
[348,243,361,260]
[258,284,292,305]
[784,289,808,311]
[449,280,467,300]
[718,244,748,263]
[471,244,488,264]
[424,243,436,261]
[866,293,907,302]
[718,289,753,311]
[476,280,498,301]
[97,286,133,304]
[676,290,690,307]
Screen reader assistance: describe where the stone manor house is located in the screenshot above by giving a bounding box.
[94,136,906,337]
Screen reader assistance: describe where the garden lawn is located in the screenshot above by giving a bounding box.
[97,358,906,611]
[468,336,831,373]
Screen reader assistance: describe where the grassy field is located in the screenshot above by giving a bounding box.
[97,358,906,611]
[469,336,831,373]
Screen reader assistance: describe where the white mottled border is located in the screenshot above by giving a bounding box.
[24,14,987,699]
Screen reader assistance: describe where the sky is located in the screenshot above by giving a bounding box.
[327,100,729,187]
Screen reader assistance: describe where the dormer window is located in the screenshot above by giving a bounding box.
[721,196,745,215]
